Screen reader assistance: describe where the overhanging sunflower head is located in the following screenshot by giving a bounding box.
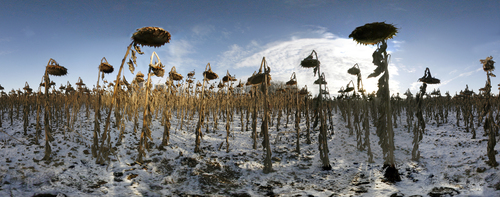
[480,56,495,72]
[349,22,398,45]
[46,58,68,76]
[132,27,171,47]
[99,57,114,74]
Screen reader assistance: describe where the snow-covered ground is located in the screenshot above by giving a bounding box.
[0,106,499,197]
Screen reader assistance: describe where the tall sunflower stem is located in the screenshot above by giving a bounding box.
[97,41,134,165]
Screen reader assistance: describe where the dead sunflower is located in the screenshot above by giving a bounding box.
[418,67,440,84]
[430,89,441,96]
[135,71,145,83]
[137,71,145,78]
[298,87,308,96]
[286,72,297,86]
[76,78,85,87]
[203,63,218,80]
[218,81,224,88]
[347,63,360,75]
[46,58,68,76]
[313,76,327,85]
[286,80,297,86]
[338,87,345,94]
[169,66,183,81]
[132,27,171,47]
[344,80,355,92]
[349,22,398,45]
[301,50,320,68]
[187,70,195,78]
[222,70,237,83]
[99,57,114,74]
[40,81,56,87]
[248,58,272,86]
[23,83,32,93]
[152,66,165,78]
[480,56,495,72]
[247,72,271,85]
[66,85,75,93]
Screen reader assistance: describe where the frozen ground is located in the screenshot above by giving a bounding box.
[0,107,500,196]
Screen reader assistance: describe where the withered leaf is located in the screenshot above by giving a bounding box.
[134,45,144,55]
[131,50,138,66]
[128,59,135,74]
[368,65,384,78]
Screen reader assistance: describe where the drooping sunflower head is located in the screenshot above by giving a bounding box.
[203,65,218,81]
[152,66,165,78]
[480,56,495,72]
[349,22,398,45]
[135,71,145,83]
[46,59,68,76]
[75,78,85,87]
[132,27,171,47]
[169,67,183,81]
[99,62,114,74]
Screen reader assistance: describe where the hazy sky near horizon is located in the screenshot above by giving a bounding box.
[1,0,499,96]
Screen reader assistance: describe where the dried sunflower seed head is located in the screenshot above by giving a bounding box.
[481,56,495,72]
[349,22,398,45]
[99,62,114,74]
[132,27,171,48]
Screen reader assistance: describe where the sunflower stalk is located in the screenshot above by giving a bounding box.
[481,56,498,167]
[137,67,153,163]
[350,22,400,182]
[195,63,215,153]
[259,57,273,174]
[97,41,134,165]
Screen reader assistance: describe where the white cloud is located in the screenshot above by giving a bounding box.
[409,82,420,92]
[393,57,414,73]
[191,24,215,38]
[217,33,403,96]
[391,40,405,51]
[163,39,197,76]
[439,69,478,87]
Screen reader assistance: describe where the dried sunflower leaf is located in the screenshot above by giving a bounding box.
[131,50,138,66]
[313,66,318,77]
[134,44,144,55]
[368,66,384,78]
[128,59,135,74]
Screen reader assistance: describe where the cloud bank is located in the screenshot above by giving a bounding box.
[217,31,401,96]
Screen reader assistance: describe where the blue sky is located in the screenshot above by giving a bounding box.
[1,0,499,96]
